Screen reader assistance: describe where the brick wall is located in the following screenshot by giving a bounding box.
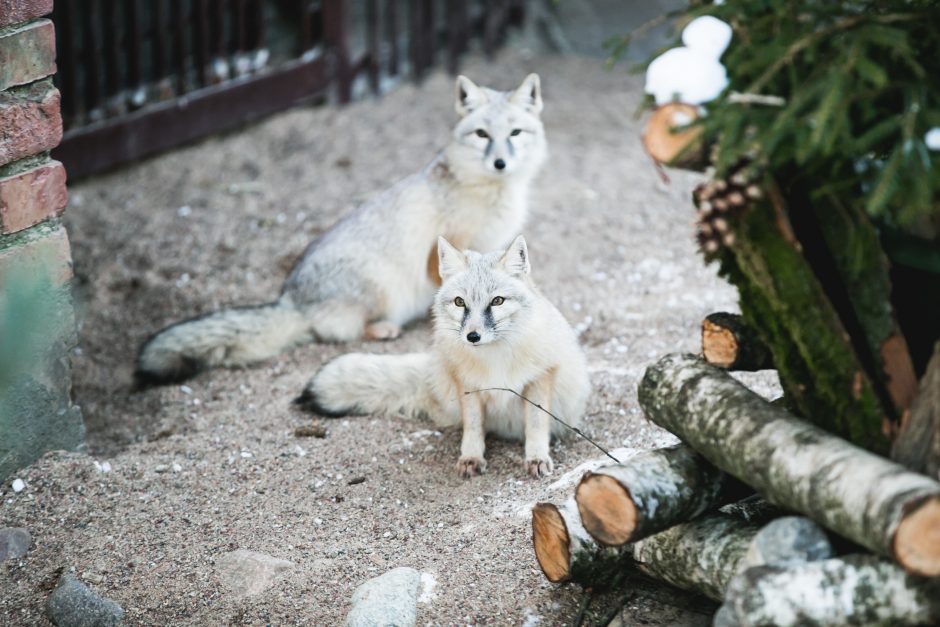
[0,0,84,481]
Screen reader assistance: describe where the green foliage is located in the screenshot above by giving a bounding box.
[627,0,940,227]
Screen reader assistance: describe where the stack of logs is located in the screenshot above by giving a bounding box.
[532,317,940,626]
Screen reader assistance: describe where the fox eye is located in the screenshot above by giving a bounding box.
[510,129,522,136]
[490,296,505,306]
[454,296,466,307]
[475,129,489,139]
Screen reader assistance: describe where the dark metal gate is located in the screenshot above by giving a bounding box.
[52,0,525,180]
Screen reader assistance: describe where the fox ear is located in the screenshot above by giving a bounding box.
[438,236,468,280]
[455,75,488,117]
[510,74,542,115]
[500,235,530,276]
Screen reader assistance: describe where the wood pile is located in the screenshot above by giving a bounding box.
[532,344,940,626]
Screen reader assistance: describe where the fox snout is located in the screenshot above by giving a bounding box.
[466,331,481,343]
[494,158,506,171]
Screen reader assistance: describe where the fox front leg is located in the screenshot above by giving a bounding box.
[456,385,486,478]
[523,371,556,478]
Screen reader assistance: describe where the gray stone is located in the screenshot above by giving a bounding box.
[0,527,31,562]
[45,572,124,627]
[215,549,295,597]
[346,567,421,627]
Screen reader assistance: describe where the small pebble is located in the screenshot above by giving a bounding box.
[11,478,25,493]
[0,528,31,562]
[46,572,124,626]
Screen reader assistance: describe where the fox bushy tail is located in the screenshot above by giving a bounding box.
[295,352,435,418]
[135,299,311,386]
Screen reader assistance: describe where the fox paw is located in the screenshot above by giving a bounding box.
[365,321,402,340]
[455,456,486,479]
[525,457,553,478]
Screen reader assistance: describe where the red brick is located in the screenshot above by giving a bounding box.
[0,19,56,91]
[0,160,67,234]
[0,0,52,28]
[0,81,62,166]
[0,223,73,287]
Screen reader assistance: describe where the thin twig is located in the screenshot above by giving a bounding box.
[573,588,593,627]
[595,590,637,627]
[727,92,786,107]
[464,388,622,463]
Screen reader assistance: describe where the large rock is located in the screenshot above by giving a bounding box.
[215,549,295,597]
[346,567,422,627]
[45,572,124,627]
[0,527,31,562]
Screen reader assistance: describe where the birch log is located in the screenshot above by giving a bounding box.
[716,555,940,627]
[532,497,774,595]
[575,444,749,546]
[629,510,763,600]
[532,498,631,585]
[638,353,940,577]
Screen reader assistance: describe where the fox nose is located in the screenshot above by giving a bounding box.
[494,158,506,170]
[467,331,481,343]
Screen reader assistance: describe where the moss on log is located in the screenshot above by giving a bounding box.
[638,354,940,576]
[805,191,918,434]
[716,182,887,452]
[701,312,774,371]
[718,554,940,627]
[575,444,749,546]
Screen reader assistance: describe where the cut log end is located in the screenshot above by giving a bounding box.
[893,496,940,577]
[642,103,704,169]
[532,502,572,583]
[575,472,638,546]
[702,319,738,368]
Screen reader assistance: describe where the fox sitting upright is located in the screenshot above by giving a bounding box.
[135,74,548,385]
[298,236,590,478]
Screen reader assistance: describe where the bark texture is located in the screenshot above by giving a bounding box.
[531,499,631,586]
[806,191,918,435]
[630,509,763,600]
[701,312,773,371]
[575,444,747,546]
[892,341,940,477]
[638,354,940,576]
[717,554,940,627]
[714,183,888,452]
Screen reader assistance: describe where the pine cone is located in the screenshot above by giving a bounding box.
[693,163,762,258]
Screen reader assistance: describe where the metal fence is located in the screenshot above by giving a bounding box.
[52,0,525,179]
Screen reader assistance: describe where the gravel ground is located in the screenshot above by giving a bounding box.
[1,50,779,625]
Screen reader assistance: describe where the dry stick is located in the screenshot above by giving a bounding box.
[575,444,750,546]
[465,388,621,463]
[639,353,940,577]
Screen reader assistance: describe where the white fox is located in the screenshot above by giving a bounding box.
[298,236,590,478]
[135,74,548,385]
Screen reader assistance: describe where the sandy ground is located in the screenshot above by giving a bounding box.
[1,51,779,625]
